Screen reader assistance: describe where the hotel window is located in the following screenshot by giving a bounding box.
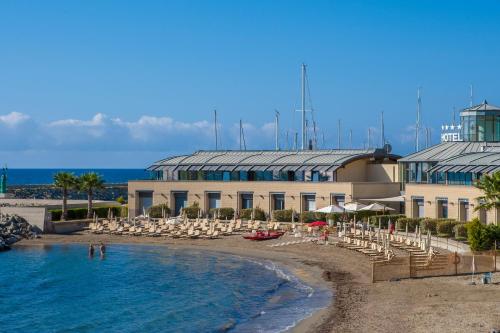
[222,171,231,182]
[412,197,424,218]
[302,194,316,212]
[207,192,221,210]
[311,171,320,182]
[295,171,305,182]
[137,191,153,216]
[332,194,345,207]
[230,171,240,181]
[240,193,253,209]
[240,171,248,181]
[437,198,448,219]
[458,199,469,222]
[271,193,285,211]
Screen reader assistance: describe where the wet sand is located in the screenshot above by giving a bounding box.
[16,233,500,333]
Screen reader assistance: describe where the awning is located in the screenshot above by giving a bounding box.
[250,165,268,171]
[200,165,219,171]
[234,165,253,172]
[265,165,285,172]
[359,195,405,203]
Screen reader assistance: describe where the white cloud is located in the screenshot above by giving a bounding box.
[0,112,30,127]
[49,113,106,127]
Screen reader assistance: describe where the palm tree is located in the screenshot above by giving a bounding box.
[78,173,105,219]
[53,172,77,221]
[474,171,500,212]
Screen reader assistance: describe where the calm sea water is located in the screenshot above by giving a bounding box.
[0,244,330,333]
[8,169,149,185]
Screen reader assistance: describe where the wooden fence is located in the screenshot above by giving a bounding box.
[372,251,497,282]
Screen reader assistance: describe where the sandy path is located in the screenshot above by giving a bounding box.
[15,233,500,333]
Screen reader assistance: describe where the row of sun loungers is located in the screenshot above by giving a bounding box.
[338,235,394,261]
[88,217,286,239]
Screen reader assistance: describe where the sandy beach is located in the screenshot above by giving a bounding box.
[15,233,500,333]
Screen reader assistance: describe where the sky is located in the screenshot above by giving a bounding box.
[1,0,499,168]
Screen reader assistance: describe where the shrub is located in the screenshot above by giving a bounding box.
[182,202,201,219]
[419,219,439,235]
[147,204,171,218]
[300,211,317,223]
[467,218,495,251]
[397,218,422,232]
[209,207,235,220]
[50,206,122,221]
[368,214,405,229]
[240,207,266,221]
[116,196,126,204]
[436,220,459,238]
[453,223,468,239]
[273,209,294,222]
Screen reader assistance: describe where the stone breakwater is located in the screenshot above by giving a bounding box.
[7,184,127,202]
[0,214,40,251]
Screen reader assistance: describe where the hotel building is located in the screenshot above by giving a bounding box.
[128,100,499,224]
[128,149,400,217]
[400,100,500,224]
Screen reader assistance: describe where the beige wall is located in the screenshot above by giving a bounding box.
[128,180,401,217]
[404,184,499,225]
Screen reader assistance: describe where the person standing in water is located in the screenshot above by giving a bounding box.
[88,243,95,258]
[99,242,106,258]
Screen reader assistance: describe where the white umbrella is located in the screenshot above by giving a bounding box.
[315,204,345,214]
[359,202,395,212]
[344,202,366,230]
[343,202,367,212]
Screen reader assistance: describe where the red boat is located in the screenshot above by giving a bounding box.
[243,231,284,241]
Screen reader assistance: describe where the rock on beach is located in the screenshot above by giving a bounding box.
[0,214,39,251]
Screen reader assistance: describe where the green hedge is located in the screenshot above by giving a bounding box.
[436,220,460,238]
[466,219,500,251]
[273,209,294,222]
[368,214,405,229]
[50,206,122,221]
[147,204,171,218]
[454,223,468,239]
[396,218,422,232]
[420,218,456,235]
[209,207,235,220]
[182,203,201,219]
[240,207,266,221]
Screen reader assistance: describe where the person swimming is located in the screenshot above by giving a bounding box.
[88,243,95,257]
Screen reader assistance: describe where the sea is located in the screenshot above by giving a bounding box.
[1,244,330,333]
[7,169,149,185]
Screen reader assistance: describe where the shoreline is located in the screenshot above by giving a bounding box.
[14,234,336,333]
[14,233,500,333]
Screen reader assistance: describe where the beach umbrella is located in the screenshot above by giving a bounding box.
[315,204,344,214]
[343,202,367,228]
[343,202,367,212]
[359,202,395,212]
[309,221,328,227]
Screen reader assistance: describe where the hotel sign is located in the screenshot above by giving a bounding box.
[440,124,463,142]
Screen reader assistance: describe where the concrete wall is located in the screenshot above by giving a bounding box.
[50,220,91,234]
[404,184,499,224]
[0,206,49,232]
[128,180,401,217]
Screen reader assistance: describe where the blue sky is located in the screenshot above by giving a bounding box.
[1,0,499,167]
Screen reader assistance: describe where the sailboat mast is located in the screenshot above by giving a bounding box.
[214,109,218,150]
[275,110,280,150]
[301,63,306,150]
[415,87,421,152]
